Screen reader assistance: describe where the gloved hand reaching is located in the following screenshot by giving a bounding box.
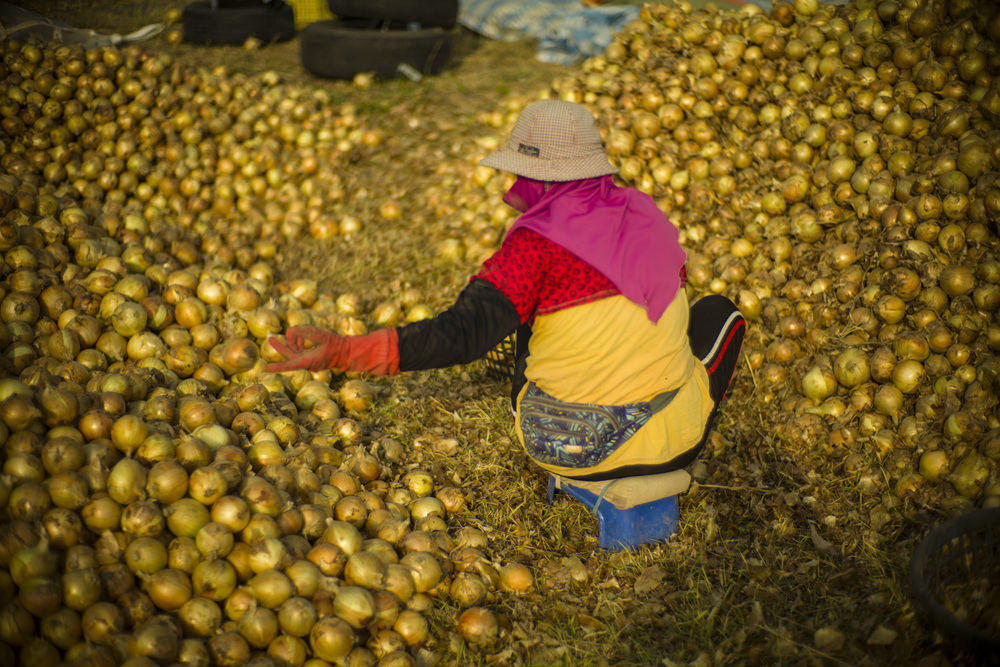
[265,326,399,375]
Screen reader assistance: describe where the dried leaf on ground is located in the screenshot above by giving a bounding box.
[634,564,665,595]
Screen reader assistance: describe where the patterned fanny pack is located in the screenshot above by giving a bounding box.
[518,382,678,469]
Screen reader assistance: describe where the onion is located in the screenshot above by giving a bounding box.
[249,536,290,574]
[833,348,870,389]
[15,638,60,664]
[368,628,407,660]
[178,596,223,638]
[81,494,123,532]
[241,476,285,516]
[939,264,975,297]
[499,562,534,594]
[64,544,97,572]
[196,521,235,559]
[321,520,364,557]
[345,550,387,590]
[40,605,82,649]
[1,394,41,432]
[947,452,989,499]
[267,634,309,667]
[210,337,260,376]
[146,459,189,503]
[335,495,369,528]
[329,470,362,497]
[209,630,252,667]
[47,470,90,510]
[333,585,375,629]
[892,359,925,395]
[188,465,227,505]
[457,606,498,645]
[246,569,295,609]
[339,379,374,412]
[120,499,165,537]
[408,496,446,523]
[165,498,211,538]
[238,601,279,649]
[227,542,254,583]
[363,537,399,566]
[143,568,192,611]
[332,417,363,447]
[126,331,167,361]
[241,513,281,543]
[4,453,45,484]
[310,615,355,663]
[39,384,79,427]
[450,571,487,607]
[350,452,382,484]
[873,385,904,425]
[392,609,428,647]
[919,449,951,484]
[380,563,416,604]
[81,600,124,644]
[400,551,442,594]
[40,506,83,549]
[176,637,211,667]
[18,576,62,617]
[136,431,176,465]
[107,457,147,505]
[7,481,51,522]
[62,567,102,611]
[284,559,323,599]
[0,602,36,646]
[117,588,156,630]
[277,596,318,638]
[221,586,254,624]
[211,495,251,532]
[797,364,834,402]
[191,558,238,602]
[124,536,168,575]
[403,470,435,498]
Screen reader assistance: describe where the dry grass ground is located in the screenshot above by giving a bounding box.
[8,0,986,665]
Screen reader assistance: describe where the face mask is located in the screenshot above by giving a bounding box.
[502,177,551,213]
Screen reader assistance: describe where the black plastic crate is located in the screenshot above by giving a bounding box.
[483,333,516,381]
[910,507,1000,658]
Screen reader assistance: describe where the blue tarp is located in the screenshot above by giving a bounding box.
[458,0,641,65]
[457,0,851,65]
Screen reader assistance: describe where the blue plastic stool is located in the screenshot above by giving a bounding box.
[547,474,683,550]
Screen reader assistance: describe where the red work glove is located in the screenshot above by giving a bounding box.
[265,326,399,375]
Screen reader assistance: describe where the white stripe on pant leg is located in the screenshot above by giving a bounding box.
[699,310,743,366]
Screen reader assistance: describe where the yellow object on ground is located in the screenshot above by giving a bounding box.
[288,0,333,27]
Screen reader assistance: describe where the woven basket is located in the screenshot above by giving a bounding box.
[484,333,516,381]
[910,507,1000,657]
[287,0,333,27]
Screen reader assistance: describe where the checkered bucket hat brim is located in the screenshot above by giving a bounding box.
[479,100,618,182]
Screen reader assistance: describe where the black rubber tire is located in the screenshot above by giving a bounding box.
[182,1,296,46]
[300,19,451,80]
[326,0,457,28]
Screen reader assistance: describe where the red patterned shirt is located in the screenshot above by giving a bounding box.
[474,228,620,323]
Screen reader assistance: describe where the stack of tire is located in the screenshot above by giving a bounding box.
[182,0,297,46]
[300,0,457,80]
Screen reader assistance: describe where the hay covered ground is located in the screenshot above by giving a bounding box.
[6,0,989,665]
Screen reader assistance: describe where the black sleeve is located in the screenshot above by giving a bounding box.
[397,278,522,372]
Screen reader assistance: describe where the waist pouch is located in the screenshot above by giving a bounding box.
[519,382,678,469]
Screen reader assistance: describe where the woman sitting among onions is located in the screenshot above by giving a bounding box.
[268,100,744,492]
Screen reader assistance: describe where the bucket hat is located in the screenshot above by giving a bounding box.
[479,100,618,182]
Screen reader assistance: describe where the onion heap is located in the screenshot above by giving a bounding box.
[6,0,999,660]
[0,33,540,666]
[440,0,1000,511]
